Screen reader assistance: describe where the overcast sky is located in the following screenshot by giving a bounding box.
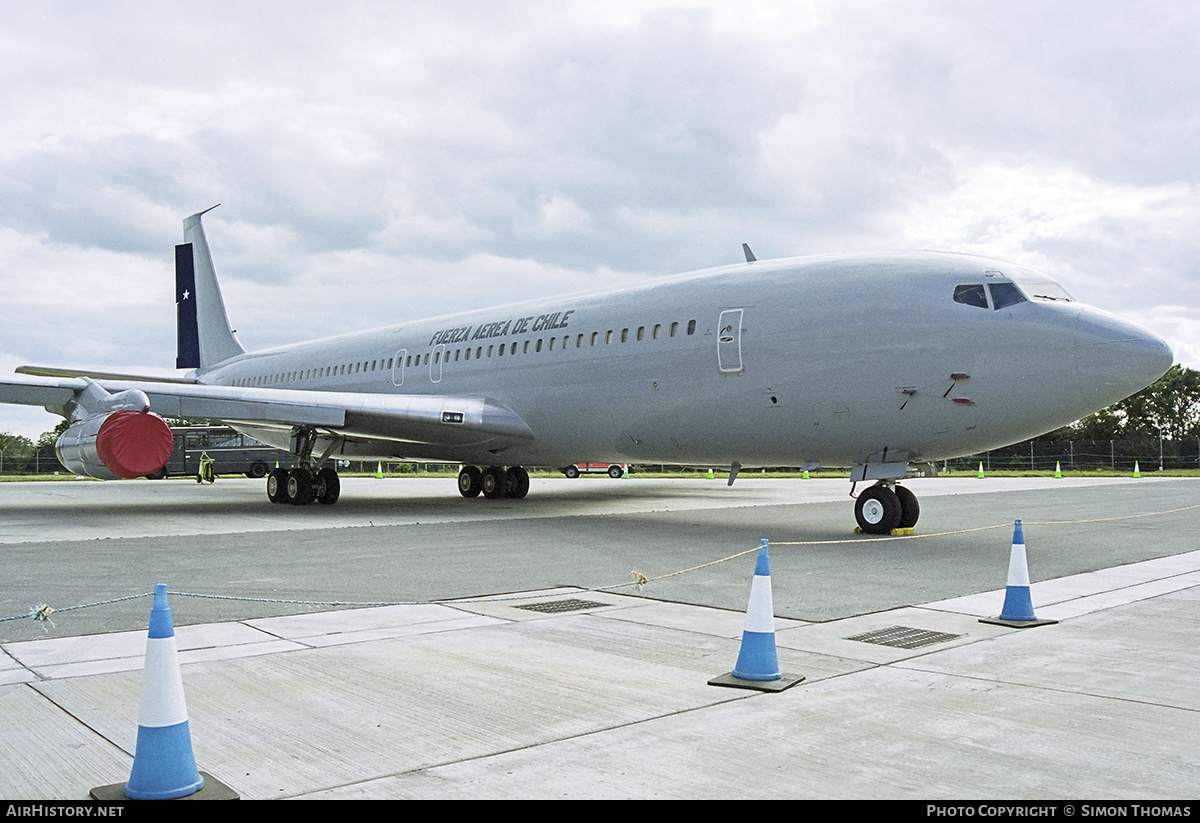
[1,1,1197,438]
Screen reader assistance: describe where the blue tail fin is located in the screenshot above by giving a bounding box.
[175,207,245,370]
[175,243,200,369]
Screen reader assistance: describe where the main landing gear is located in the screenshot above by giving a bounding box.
[853,481,919,535]
[265,428,341,506]
[267,466,341,506]
[457,465,530,499]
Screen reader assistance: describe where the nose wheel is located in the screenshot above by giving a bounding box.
[854,482,919,534]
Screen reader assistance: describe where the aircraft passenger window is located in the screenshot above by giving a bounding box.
[549,338,556,351]
[475,346,482,359]
[536,339,543,352]
[621,328,629,342]
[653,324,661,339]
[576,334,583,348]
[670,322,678,337]
[953,284,989,309]
[687,320,696,335]
[487,345,493,357]
[590,332,598,346]
[988,282,1027,310]
[523,341,530,354]
[605,330,613,344]
[636,326,644,341]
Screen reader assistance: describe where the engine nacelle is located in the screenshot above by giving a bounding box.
[56,409,174,480]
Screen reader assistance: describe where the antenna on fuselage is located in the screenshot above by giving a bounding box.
[742,243,756,263]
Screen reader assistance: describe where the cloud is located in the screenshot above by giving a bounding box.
[1,0,1199,445]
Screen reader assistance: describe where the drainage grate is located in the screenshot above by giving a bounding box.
[846,626,962,649]
[515,598,609,614]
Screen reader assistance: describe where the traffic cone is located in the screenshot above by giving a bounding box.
[802,470,809,479]
[376,462,383,478]
[980,521,1057,628]
[1055,461,1062,478]
[123,585,204,800]
[977,461,985,478]
[1134,461,1140,478]
[709,540,804,692]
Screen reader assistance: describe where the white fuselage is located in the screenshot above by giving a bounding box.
[197,250,1172,470]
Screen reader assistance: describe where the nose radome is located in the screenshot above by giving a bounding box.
[1073,306,1173,409]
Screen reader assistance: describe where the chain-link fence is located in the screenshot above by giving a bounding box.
[944,436,1199,473]
[0,450,67,475]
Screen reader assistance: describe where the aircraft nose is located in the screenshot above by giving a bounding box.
[1073,306,1173,408]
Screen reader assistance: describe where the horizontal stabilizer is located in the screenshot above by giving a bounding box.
[16,365,198,385]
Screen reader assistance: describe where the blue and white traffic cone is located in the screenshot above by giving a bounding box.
[732,540,781,681]
[124,584,204,800]
[981,521,1057,628]
[709,541,804,691]
[1000,520,1035,621]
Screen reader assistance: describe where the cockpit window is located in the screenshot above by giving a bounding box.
[953,284,988,308]
[987,281,1027,310]
[1009,267,1075,302]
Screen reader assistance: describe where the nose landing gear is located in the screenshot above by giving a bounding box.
[853,481,920,535]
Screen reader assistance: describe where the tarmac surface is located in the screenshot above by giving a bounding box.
[1,474,1198,799]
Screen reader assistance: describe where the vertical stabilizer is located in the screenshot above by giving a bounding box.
[178,207,245,369]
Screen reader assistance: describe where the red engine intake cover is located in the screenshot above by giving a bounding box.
[95,410,174,479]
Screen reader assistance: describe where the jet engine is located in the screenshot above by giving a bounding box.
[54,381,174,479]
[56,408,174,480]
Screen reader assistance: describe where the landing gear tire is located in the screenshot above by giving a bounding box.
[855,484,902,535]
[481,466,508,499]
[894,485,920,529]
[505,466,530,499]
[458,465,482,498]
[316,467,340,505]
[267,468,289,504]
[286,468,316,506]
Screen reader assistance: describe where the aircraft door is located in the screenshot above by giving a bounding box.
[717,308,745,375]
[392,349,406,386]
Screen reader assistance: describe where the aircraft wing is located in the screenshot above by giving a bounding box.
[0,372,535,447]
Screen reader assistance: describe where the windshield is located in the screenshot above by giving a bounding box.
[1008,267,1074,302]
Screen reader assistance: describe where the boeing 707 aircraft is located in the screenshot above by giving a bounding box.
[0,208,1174,534]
